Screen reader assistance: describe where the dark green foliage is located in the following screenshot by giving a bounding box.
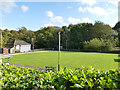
[35,26,62,48]
[1,63,120,89]
[67,21,116,50]
[113,21,120,31]
[84,38,113,52]
[92,21,114,39]
[1,27,36,47]
[1,21,118,51]
[67,23,93,49]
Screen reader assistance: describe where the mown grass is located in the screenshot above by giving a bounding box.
[3,51,118,70]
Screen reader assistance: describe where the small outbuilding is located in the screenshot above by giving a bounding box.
[6,40,31,53]
[0,48,9,54]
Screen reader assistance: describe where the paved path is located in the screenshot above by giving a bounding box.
[4,62,45,71]
[9,51,49,55]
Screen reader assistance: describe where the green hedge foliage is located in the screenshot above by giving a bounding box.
[1,63,120,89]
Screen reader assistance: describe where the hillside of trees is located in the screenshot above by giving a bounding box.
[113,21,120,31]
[0,21,119,52]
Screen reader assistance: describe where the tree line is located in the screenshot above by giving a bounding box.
[0,21,119,51]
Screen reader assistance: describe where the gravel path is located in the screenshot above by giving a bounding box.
[5,62,45,71]
[9,51,49,55]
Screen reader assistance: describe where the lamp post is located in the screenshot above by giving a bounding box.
[118,31,120,71]
[66,40,67,50]
[31,38,34,51]
[0,31,2,48]
[58,31,60,71]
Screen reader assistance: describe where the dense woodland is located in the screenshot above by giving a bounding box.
[0,21,120,51]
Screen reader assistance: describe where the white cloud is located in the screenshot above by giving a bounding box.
[21,5,29,13]
[68,17,93,24]
[46,10,68,26]
[85,7,109,16]
[82,18,93,23]
[79,6,117,17]
[109,17,118,27]
[50,16,64,24]
[51,16,68,26]
[107,8,117,14]
[108,0,118,6]
[42,24,54,27]
[0,27,16,30]
[68,17,81,24]
[76,0,96,6]
[78,7,85,12]
[67,6,72,9]
[78,7,109,16]
[0,0,17,13]
[46,11,54,18]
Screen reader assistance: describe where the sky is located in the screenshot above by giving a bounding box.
[0,0,119,31]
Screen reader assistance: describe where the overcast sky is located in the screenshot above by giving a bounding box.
[0,0,119,31]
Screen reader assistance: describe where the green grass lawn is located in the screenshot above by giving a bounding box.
[3,51,119,71]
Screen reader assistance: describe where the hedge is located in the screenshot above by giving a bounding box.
[1,63,120,89]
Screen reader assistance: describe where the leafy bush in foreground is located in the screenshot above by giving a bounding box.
[1,63,120,89]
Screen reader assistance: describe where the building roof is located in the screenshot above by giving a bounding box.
[5,40,31,48]
[14,40,30,45]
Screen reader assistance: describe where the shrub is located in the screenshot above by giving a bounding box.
[84,38,113,52]
[1,63,120,89]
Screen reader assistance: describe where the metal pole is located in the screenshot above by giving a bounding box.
[1,32,2,48]
[58,32,60,71]
[119,31,120,71]
[31,38,34,51]
[66,40,67,50]
[33,39,34,50]
[33,42,34,51]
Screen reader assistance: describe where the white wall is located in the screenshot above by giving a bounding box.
[0,58,2,63]
[20,45,31,52]
[16,45,20,50]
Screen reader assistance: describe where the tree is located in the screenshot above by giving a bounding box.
[113,21,120,31]
[35,26,63,49]
[92,21,114,40]
[68,23,93,49]
[0,21,117,51]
